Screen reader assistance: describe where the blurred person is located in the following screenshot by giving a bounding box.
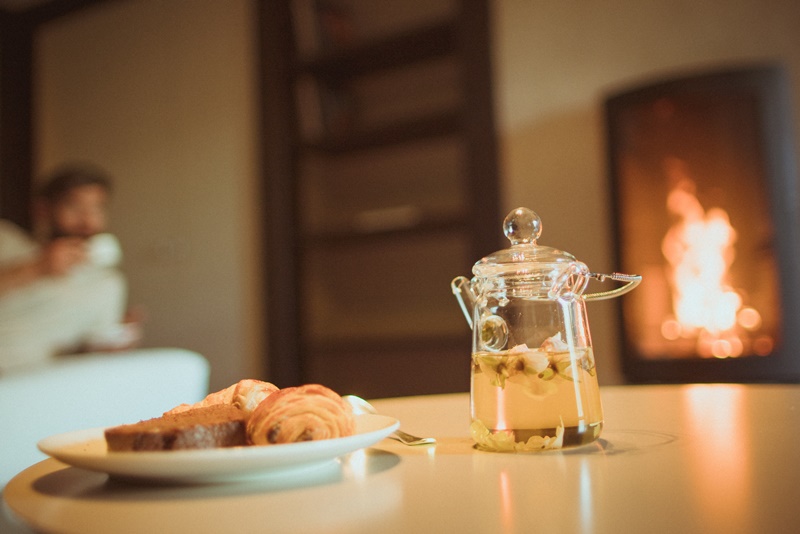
[0,165,141,372]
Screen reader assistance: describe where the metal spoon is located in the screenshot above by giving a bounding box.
[343,395,436,446]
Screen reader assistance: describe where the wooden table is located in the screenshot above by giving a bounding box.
[3,384,799,533]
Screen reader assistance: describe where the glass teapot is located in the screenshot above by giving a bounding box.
[451,207,640,451]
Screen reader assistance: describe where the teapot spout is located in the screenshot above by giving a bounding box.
[451,276,477,330]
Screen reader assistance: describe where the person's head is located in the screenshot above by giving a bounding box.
[37,165,113,239]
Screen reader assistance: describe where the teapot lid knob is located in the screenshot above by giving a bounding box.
[503,207,542,245]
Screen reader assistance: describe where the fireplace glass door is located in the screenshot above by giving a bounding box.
[605,64,800,383]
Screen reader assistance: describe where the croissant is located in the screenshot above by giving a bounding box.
[165,379,278,416]
[231,379,280,413]
[247,384,355,445]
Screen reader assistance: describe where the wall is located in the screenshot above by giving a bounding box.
[35,0,263,391]
[493,0,800,384]
[33,0,800,390]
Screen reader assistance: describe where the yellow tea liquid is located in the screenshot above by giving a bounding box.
[470,346,603,451]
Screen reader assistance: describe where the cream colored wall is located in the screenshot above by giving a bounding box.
[493,0,800,384]
[34,0,263,391]
[32,0,800,390]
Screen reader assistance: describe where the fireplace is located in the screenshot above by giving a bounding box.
[605,63,800,383]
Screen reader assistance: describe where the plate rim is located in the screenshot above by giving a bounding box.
[37,413,399,483]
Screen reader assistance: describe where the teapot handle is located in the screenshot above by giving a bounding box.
[451,276,478,329]
[583,272,642,301]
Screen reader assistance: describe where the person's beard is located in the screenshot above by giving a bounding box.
[48,223,93,241]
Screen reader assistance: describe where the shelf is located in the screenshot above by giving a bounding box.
[302,212,468,247]
[308,332,469,355]
[261,0,499,394]
[302,109,461,153]
[305,332,471,398]
[302,230,471,345]
[296,20,457,80]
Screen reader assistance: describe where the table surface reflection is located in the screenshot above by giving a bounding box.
[4,384,800,533]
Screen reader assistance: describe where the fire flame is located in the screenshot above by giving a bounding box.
[660,161,764,358]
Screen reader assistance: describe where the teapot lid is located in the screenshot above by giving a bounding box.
[473,207,581,279]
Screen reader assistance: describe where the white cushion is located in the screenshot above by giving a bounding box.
[0,348,209,486]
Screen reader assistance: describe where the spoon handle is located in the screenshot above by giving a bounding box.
[392,429,436,446]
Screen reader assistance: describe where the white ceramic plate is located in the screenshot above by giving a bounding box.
[38,414,399,484]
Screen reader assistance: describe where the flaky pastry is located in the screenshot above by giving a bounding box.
[165,379,278,416]
[247,384,355,445]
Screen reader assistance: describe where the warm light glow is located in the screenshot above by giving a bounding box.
[498,470,514,533]
[683,385,752,531]
[345,449,369,480]
[495,387,507,430]
[660,161,770,356]
[660,318,682,340]
[662,178,738,333]
[737,307,762,330]
[753,336,774,356]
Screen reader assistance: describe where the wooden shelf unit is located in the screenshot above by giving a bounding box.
[259,0,500,397]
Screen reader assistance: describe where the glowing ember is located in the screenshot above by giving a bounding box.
[660,162,763,358]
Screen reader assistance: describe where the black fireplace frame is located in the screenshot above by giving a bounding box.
[605,63,800,384]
